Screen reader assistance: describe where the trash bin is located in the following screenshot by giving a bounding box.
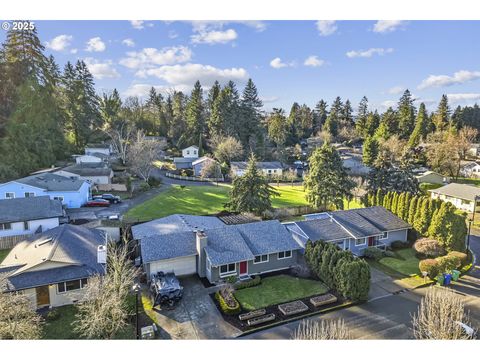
[444,273,452,285]
[436,274,444,285]
[451,270,461,281]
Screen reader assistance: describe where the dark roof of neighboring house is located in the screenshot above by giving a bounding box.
[429,182,480,201]
[13,173,87,191]
[0,225,106,291]
[173,157,194,163]
[0,196,64,223]
[60,164,113,177]
[295,218,351,241]
[231,161,283,170]
[204,227,255,266]
[82,152,109,159]
[141,231,197,263]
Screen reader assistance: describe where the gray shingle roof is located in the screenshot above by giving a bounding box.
[1,225,106,291]
[204,227,255,266]
[295,218,352,241]
[14,173,87,191]
[0,196,64,223]
[60,163,113,177]
[141,231,197,263]
[429,183,480,201]
[231,161,283,170]
[173,157,194,163]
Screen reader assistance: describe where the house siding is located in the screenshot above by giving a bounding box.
[0,217,60,238]
[430,192,478,213]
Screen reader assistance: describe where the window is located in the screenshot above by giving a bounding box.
[24,192,35,198]
[219,263,236,276]
[5,192,15,199]
[57,278,88,293]
[24,221,29,231]
[380,232,388,240]
[0,223,12,231]
[53,196,64,202]
[355,238,366,246]
[254,254,269,264]
[278,250,292,259]
[268,169,272,174]
[273,169,277,173]
[186,150,190,155]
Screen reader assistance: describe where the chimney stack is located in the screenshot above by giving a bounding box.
[97,245,107,264]
[195,230,207,278]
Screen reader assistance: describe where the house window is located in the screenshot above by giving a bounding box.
[268,169,272,174]
[278,250,292,259]
[53,196,64,202]
[254,254,269,264]
[5,192,15,199]
[0,223,12,231]
[186,150,190,155]
[219,263,236,276]
[24,192,35,198]
[24,221,29,231]
[355,238,367,246]
[273,169,277,173]
[57,278,88,293]
[380,232,388,240]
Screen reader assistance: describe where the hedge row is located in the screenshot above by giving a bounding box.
[418,251,468,279]
[305,240,370,301]
[234,275,261,290]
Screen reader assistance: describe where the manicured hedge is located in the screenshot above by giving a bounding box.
[419,258,440,278]
[215,290,240,315]
[234,275,261,290]
[447,251,468,266]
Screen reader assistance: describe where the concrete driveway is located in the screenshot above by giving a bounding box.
[152,276,241,339]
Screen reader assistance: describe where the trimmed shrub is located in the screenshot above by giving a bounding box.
[383,250,396,258]
[447,251,468,266]
[390,240,408,250]
[234,276,261,290]
[215,289,240,315]
[413,238,446,258]
[437,255,461,273]
[336,258,370,302]
[419,258,440,279]
[363,247,384,261]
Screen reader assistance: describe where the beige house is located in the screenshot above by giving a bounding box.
[0,225,107,309]
[429,183,480,213]
[416,171,450,185]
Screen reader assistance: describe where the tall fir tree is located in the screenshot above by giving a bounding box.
[314,99,328,134]
[239,79,263,152]
[408,102,429,147]
[363,136,379,166]
[185,81,205,147]
[433,94,451,131]
[397,89,416,139]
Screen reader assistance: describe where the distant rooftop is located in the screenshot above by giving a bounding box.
[231,161,283,170]
[11,173,87,192]
[429,183,480,201]
[0,196,64,223]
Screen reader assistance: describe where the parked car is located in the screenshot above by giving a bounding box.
[85,199,110,207]
[93,193,121,204]
[150,271,183,307]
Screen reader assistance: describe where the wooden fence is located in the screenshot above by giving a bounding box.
[165,172,224,182]
[0,234,31,250]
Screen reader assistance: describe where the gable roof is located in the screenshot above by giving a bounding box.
[59,163,113,177]
[231,161,283,171]
[183,145,199,150]
[429,183,480,201]
[192,156,216,166]
[0,196,64,223]
[141,231,197,263]
[204,227,255,266]
[11,173,87,192]
[173,157,194,163]
[295,218,352,242]
[85,143,111,149]
[1,225,106,291]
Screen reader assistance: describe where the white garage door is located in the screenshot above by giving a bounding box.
[149,256,197,276]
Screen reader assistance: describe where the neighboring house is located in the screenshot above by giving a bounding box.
[342,153,371,176]
[467,144,480,158]
[192,157,221,177]
[429,183,480,213]
[231,161,283,177]
[285,207,411,256]
[173,145,200,169]
[132,214,302,284]
[54,163,114,185]
[416,171,450,185]
[460,161,480,178]
[0,196,65,238]
[182,145,199,158]
[75,153,109,165]
[85,143,112,156]
[0,173,90,209]
[0,225,107,309]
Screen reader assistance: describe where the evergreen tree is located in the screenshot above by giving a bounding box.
[397,90,416,139]
[185,81,205,147]
[375,189,384,207]
[383,191,392,210]
[100,89,122,129]
[355,96,369,137]
[433,94,451,131]
[304,144,355,209]
[391,192,399,215]
[363,136,379,166]
[414,197,431,235]
[225,154,279,215]
[408,103,429,147]
[343,100,354,126]
[267,108,288,148]
[323,97,343,138]
[170,91,187,146]
[314,99,328,134]
[365,111,381,137]
[239,79,263,151]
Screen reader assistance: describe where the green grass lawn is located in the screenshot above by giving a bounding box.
[234,275,329,311]
[125,184,310,221]
[455,177,480,186]
[0,249,10,263]
[378,248,420,277]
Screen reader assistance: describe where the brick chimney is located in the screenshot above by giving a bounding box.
[195,230,207,278]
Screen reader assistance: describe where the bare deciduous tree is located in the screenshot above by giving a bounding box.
[105,121,136,166]
[412,287,474,340]
[212,135,244,164]
[127,130,161,183]
[199,158,222,180]
[292,319,351,340]
[0,286,43,339]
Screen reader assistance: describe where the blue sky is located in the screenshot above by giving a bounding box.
[2,20,480,112]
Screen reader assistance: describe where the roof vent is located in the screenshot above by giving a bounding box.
[36,238,52,247]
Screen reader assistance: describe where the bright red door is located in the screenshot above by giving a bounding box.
[239,261,247,275]
[368,237,374,246]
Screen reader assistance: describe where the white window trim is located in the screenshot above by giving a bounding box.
[380,231,388,240]
[278,250,292,259]
[253,254,269,264]
[0,223,12,231]
[355,238,367,246]
[24,192,35,197]
[219,263,236,277]
[57,278,88,294]
[53,196,64,202]
[5,192,15,199]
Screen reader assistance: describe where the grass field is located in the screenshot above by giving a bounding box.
[234,275,329,311]
[455,177,480,186]
[378,248,420,276]
[0,249,10,263]
[125,184,310,221]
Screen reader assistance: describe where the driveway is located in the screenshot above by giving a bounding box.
[152,276,241,339]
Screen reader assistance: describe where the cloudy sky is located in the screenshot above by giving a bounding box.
[2,20,480,112]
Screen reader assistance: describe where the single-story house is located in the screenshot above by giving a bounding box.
[192,157,221,177]
[429,183,480,213]
[0,173,90,209]
[231,161,283,177]
[54,163,114,185]
[0,196,65,238]
[182,145,199,158]
[0,225,107,309]
[415,170,450,185]
[173,145,200,169]
[85,143,112,156]
[132,214,302,284]
[460,161,480,178]
[467,144,480,158]
[75,152,109,165]
[342,153,371,176]
[285,206,411,256]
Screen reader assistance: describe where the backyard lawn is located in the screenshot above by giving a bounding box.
[234,275,329,311]
[0,249,10,263]
[378,248,420,276]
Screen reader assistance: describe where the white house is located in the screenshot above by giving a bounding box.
[182,145,199,159]
[192,157,221,177]
[173,145,200,169]
[54,164,113,185]
[75,153,109,165]
[429,183,480,213]
[460,161,480,178]
[0,196,65,238]
[231,161,283,177]
[85,143,112,156]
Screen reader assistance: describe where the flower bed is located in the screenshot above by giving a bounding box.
[215,287,240,315]
[238,309,266,321]
[246,313,275,326]
[278,300,309,316]
[310,293,337,307]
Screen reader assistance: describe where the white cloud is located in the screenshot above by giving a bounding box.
[373,20,407,33]
[304,55,325,67]
[137,63,248,89]
[316,21,337,36]
[122,38,135,47]
[191,29,238,45]
[418,70,480,90]
[346,47,394,58]
[447,93,480,104]
[388,86,404,95]
[70,48,78,54]
[119,46,192,70]
[381,100,396,109]
[168,30,179,39]
[83,58,120,80]
[85,37,106,52]
[45,34,73,51]
[129,20,153,30]
[260,96,279,103]
[190,21,266,33]
[270,57,295,69]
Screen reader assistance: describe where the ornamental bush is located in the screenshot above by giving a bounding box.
[215,288,240,315]
[419,258,440,279]
[447,251,468,266]
[234,276,261,290]
[413,238,446,258]
[363,247,384,261]
[336,258,370,302]
[436,255,461,274]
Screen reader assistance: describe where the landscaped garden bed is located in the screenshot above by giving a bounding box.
[310,293,337,307]
[278,300,309,316]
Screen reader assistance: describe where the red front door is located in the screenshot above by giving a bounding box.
[368,237,375,246]
[239,261,247,275]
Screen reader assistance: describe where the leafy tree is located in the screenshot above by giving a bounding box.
[100,89,122,130]
[212,135,244,164]
[225,154,279,215]
[304,144,355,209]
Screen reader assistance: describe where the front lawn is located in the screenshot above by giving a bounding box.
[234,275,329,311]
[378,248,420,277]
[0,249,10,263]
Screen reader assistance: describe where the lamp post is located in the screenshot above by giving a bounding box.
[467,219,472,253]
[132,283,141,340]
